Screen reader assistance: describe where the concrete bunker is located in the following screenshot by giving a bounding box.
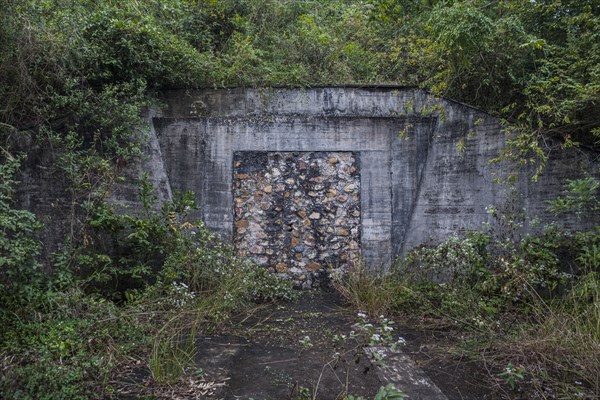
[144,87,598,281]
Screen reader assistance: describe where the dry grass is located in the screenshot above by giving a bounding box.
[489,273,599,398]
[331,260,396,318]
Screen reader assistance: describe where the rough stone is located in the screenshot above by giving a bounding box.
[250,245,264,254]
[257,256,268,265]
[308,262,321,271]
[335,227,350,236]
[336,194,348,203]
[231,151,361,286]
[275,263,288,273]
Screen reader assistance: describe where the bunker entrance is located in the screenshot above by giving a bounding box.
[233,151,361,288]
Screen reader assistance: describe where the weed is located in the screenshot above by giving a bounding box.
[148,314,197,384]
[346,384,408,400]
[499,362,525,390]
[296,385,311,399]
[0,154,45,308]
[299,335,313,350]
[0,289,147,399]
[331,260,395,318]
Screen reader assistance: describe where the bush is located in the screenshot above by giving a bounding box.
[0,154,44,308]
[0,290,147,400]
[379,189,599,396]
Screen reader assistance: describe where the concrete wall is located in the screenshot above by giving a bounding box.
[148,87,598,269]
[20,87,594,269]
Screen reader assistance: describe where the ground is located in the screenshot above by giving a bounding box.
[114,290,501,399]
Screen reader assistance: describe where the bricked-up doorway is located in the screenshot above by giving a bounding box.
[233,152,361,288]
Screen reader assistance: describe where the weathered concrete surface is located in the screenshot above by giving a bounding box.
[371,346,448,400]
[149,86,599,271]
[154,115,404,267]
[112,291,496,399]
[192,291,452,400]
[17,87,598,269]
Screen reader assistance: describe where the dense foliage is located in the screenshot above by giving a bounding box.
[2,0,598,149]
[0,0,598,398]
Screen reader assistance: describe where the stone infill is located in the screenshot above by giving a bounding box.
[233,151,361,288]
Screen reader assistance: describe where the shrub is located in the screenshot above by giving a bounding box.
[0,154,44,308]
[382,186,599,396]
[0,290,147,400]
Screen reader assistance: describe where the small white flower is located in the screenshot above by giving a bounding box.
[357,312,367,318]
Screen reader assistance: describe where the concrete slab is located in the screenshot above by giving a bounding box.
[370,346,448,400]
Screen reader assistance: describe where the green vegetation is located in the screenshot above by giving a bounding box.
[2,0,599,147]
[0,0,598,398]
[0,149,295,398]
[335,179,599,398]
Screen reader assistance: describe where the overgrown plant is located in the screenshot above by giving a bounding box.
[0,152,44,308]
[1,0,598,397]
[384,184,597,396]
[331,260,396,318]
[0,163,296,397]
[0,289,148,399]
[148,313,198,384]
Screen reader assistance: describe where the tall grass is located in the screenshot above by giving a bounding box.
[331,260,396,318]
[333,229,599,397]
[497,271,600,397]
